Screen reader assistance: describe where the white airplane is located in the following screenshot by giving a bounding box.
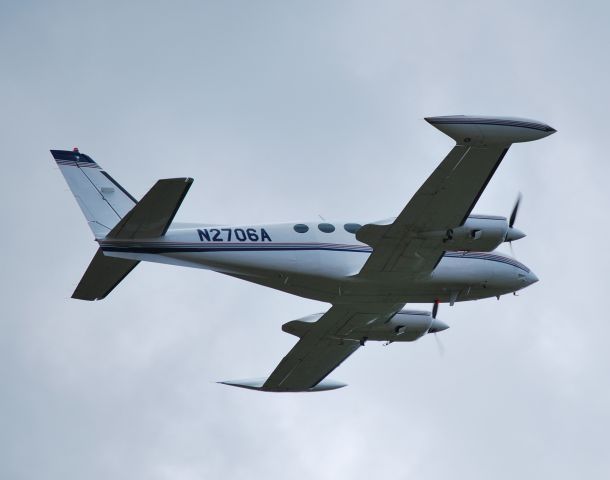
[52,115,555,392]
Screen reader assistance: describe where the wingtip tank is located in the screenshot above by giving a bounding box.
[218,378,347,392]
[425,115,556,146]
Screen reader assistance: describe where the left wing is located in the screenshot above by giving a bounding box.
[220,303,402,392]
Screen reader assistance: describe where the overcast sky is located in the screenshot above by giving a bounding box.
[2,1,610,479]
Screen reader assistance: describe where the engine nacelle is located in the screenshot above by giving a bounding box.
[444,215,508,252]
[359,310,448,342]
[422,215,512,252]
[358,214,525,252]
[283,311,449,343]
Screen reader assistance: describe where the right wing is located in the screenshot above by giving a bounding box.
[220,303,403,392]
[356,143,508,276]
[220,116,556,393]
[356,116,556,277]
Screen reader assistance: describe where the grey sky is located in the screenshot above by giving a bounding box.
[2,1,609,479]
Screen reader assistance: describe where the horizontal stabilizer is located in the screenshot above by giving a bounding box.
[72,248,139,301]
[108,178,193,239]
[218,377,347,392]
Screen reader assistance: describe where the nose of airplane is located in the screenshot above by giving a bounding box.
[428,318,449,333]
[527,270,539,285]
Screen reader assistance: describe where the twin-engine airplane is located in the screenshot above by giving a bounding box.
[52,115,555,392]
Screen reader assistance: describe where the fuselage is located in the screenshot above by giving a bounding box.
[99,220,538,304]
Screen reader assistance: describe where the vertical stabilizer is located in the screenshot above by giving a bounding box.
[51,149,137,237]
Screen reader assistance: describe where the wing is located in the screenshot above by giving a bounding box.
[220,115,555,393]
[356,143,508,275]
[220,303,402,392]
[356,115,556,276]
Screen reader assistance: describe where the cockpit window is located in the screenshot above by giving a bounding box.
[293,224,309,233]
[318,223,335,233]
[344,223,362,234]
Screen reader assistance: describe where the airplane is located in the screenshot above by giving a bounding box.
[51,115,555,392]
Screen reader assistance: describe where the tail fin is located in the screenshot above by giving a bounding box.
[52,149,194,300]
[51,149,137,237]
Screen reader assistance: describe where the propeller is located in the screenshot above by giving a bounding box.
[509,192,522,229]
[434,332,445,356]
[505,193,526,255]
[430,299,445,356]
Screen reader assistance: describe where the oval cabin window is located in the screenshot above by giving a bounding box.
[318,223,335,233]
[344,223,362,234]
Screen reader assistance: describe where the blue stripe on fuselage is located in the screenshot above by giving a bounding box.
[99,241,530,272]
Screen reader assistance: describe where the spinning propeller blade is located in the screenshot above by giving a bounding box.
[509,192,522,228]
[431,299,445,356]
[505,193,526,253]
[434,332,445,356]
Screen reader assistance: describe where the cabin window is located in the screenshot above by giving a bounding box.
[293,224,309,233]
[318,223,335,233]
[344,223,362,234]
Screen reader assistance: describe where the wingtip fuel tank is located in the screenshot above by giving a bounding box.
[425,115,556,146]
